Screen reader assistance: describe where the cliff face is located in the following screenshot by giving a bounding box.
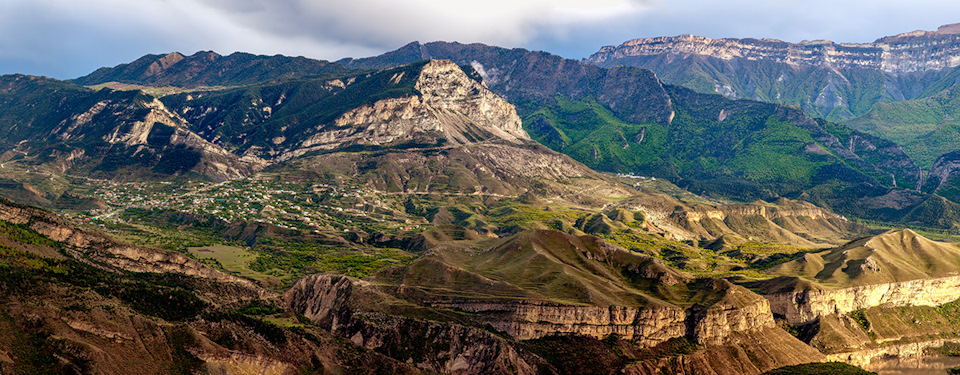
[283,272,819,375]
[767,275,960,324]
[587,29,960,74]
[284,275,551,375]
[761,229,960,324]
[582,24,960,124]
[430,300,687,347]
[288,60,528,159]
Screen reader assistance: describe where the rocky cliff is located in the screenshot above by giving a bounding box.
[583,23,960,123]
[284,274,789,374]
[587,25,960,74]
[761,229,960,324]
[766,274,960,324]
[287,60,528,159]
[284,275,552,375]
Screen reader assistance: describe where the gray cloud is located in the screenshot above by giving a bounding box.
[1,0,958,79]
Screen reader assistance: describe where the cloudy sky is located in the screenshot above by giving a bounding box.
[2,0,959,79]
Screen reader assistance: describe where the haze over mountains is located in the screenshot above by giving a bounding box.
[4,22,960,375]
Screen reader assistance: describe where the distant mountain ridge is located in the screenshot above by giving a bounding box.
[72,51,358,88]
[583,23,960,123]
[587,24,960,74]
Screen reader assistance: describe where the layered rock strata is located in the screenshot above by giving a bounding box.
[283,275,549,375]
[286,275,777,353]
[766,275,960,324]
[587,26,960,73]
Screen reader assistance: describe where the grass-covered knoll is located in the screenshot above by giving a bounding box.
[766,229,960,287]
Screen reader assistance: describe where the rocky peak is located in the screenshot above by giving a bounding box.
[144,52,185,76]
[414,60,528,141]
[291,60,529,157]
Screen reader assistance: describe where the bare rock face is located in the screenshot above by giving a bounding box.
[282,275,353,329]
[764,229,960,324]
[767,275,960,324]
[430,300,686,347]
[927,150,960,192]
[587,30,960,74]
[283,275,550,375]
[291,60,529,159]
[684,280,777,346]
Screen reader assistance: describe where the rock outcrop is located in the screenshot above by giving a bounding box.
[766,275,960,324]
[284,275,551,375]
[927,150,960,192]
[762,229,960,324]
[289,60,528,159]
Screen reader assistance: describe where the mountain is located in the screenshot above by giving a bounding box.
[339,42,935,223]
[844,71,960,169]
[582,24,960,174]
[72,51,358,88]
[0,74,261,181]
[584,24,960,122]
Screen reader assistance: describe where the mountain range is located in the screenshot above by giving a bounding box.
[2,23,960,375]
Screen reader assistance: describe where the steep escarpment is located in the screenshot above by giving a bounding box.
[586,29,960,73]
[756,229,960,324]
[284,275,553,375]
[583,24,960,122]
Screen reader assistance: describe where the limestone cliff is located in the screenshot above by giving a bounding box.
[761,229,960,324]
[288,60,528,159]
[766,275,960,325]
[284,275,551,375]
[587,28,960,74]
